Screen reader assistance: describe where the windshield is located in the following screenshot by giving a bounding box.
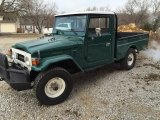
[53,15,87,36]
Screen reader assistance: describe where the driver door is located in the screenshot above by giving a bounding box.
[87,15,112,64]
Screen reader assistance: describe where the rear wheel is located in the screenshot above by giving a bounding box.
[120,48,136,70]
[35,67,73,105]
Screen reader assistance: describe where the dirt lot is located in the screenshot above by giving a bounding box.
[0,35,160,120]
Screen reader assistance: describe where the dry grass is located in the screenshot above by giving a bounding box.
[118,23,147,32]
[118,23,160,44]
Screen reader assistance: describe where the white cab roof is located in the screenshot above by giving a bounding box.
[55,11,115,16]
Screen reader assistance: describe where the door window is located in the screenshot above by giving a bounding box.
[89,17,110,36]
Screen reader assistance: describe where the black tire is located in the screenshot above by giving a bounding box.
[120,48,136,70]
[34,67,73,105]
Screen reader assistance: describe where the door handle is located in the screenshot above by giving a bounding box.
[106,42,110,46]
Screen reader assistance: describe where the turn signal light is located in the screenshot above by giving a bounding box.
[32,58,40,66]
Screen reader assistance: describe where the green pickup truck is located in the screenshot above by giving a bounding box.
[0,11,149,105]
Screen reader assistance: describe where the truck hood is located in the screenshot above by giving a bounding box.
[13,35,84,54]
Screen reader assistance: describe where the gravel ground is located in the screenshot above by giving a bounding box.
[0,35,160,120]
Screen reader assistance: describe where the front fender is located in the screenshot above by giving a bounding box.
[31,55,83,72]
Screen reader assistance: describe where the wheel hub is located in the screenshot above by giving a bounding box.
[50,83,59,91]
[127,53,134,66]
[45,77,66,98]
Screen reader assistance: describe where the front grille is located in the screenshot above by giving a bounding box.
[17,54,25,62]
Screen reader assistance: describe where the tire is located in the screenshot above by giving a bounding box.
[120,48,136,70]
[34,67,73,105]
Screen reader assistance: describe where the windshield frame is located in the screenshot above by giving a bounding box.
[53,15,88,37]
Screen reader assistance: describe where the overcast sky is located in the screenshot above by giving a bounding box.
[0,0,128,12]
[53,0,128,12]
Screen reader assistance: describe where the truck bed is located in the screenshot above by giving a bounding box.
[116,32,149,60]
[117,32,145,40]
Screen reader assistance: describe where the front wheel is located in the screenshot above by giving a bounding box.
[35,67,73,105]
[120,48,137,70]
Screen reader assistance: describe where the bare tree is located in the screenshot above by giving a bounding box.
[124,0,136,15]
[150,0,160,31]
[122,0,138,23]
[151,0,160,14]
[86,6,111,11]
[123,0,150,25]
[99,6,111,11]
[0,0,30,18]
[0,0,21,24]
[86,6,97,11]
[135,0,150,24]
[0,0,20,12]
[20,0,57,34]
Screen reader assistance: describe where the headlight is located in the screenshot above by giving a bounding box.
[12,52,16,59]
[25,56,30,66]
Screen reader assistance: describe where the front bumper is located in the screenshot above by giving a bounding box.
[0,53,32,91]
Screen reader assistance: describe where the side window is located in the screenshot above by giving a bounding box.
[89,17,110,36]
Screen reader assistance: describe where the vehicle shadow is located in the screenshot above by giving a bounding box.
[71,63,121,97]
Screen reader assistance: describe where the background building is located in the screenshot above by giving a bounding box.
[0,12,20,33]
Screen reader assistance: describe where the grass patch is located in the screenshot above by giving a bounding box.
[143,63,160,70]
[133,73,160,83]
[65,109,81,117]
[144,73,160,82]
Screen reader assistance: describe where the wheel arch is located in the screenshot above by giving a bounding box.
[124,45,138,57]
[46,59,83,74]
[128,45,138,53]
[31,55,84,74]
[122,45,137,59]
